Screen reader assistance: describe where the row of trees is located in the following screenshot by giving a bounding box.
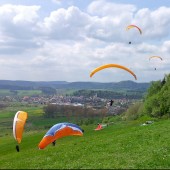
[73,89,144,99]
[43,104,108,121]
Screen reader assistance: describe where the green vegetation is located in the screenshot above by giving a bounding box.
[39,87,56,95]
[123,74,170,120]
[122,102,144,121]
[143,74,170,118]
[43,104,106,124]
[0,90,12,96]
[0,118,170,169]
[0,74,169,169]
[16,90,42,97]
[73,89,144,99]
[0,89,42,97]
[60,89,77,96]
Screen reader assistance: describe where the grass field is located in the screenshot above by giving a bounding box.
[0,89,42,97]
[0,110,170,169]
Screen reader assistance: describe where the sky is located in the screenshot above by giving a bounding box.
[0,0,170,83]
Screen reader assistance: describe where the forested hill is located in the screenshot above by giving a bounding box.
[0,80,150,91]
[142,74,170,118]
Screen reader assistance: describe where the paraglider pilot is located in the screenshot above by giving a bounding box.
[109,99,114,106]
[52,140,56,146]
[16,145,19,152]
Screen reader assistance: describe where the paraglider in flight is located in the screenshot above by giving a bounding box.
[149,56,163,70]
[13,111,28,152]
[126,25,142,44]
[90,64,137,80]
[109,99,114,106]
[149,56,163,61]
[38,122,84,149]
[126,25,142,34]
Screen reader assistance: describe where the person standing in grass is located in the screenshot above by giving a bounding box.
[16,145,19,152]
[52,140,56,146]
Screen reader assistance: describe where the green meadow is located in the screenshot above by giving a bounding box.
[0,89,42,97]
[0,105,170,169]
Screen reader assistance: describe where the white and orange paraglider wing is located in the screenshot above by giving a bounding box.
[13,111,28,144]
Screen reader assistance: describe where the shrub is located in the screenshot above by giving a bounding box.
[122,102,143,120]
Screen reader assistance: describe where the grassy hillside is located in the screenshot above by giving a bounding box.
[0,105,68,137]
[0,118,170,169]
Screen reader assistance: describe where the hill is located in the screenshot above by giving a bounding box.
[0,80,150,91]
[142,74,170,118]
[0,118,170,169]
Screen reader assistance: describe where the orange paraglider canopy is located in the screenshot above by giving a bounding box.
[38,122,84,149]
[90,63,137,80]
[95,124,102,131]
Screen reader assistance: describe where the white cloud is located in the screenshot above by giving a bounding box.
[39,6,90,40]
[0,4,40,36]
[87,0,136,17]
[52,0,62,4]
[161,41,170,53]
[133,7,170,40]
[0,1,169,82]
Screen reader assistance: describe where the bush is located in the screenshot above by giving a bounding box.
[122,102,143,120]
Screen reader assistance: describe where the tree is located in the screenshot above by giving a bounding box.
[40,87,56,95]
[143,74,170,118]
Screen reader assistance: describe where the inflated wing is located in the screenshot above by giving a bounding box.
[38,122,84,149]
[13,111,28,144]
[126,24,142,34]
[149,56,163,60]
[90,64,137,80]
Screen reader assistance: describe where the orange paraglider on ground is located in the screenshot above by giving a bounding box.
[13,111,28,152]
[95,124,103,131]
[38,122,84,149]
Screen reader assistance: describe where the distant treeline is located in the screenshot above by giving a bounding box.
[0,85,33,90]
[73,89,144,99]
[0,80,150,97]
[43,104,107,124]
[0,80,150,91]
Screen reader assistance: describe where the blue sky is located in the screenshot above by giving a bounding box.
[0,0,169,82]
